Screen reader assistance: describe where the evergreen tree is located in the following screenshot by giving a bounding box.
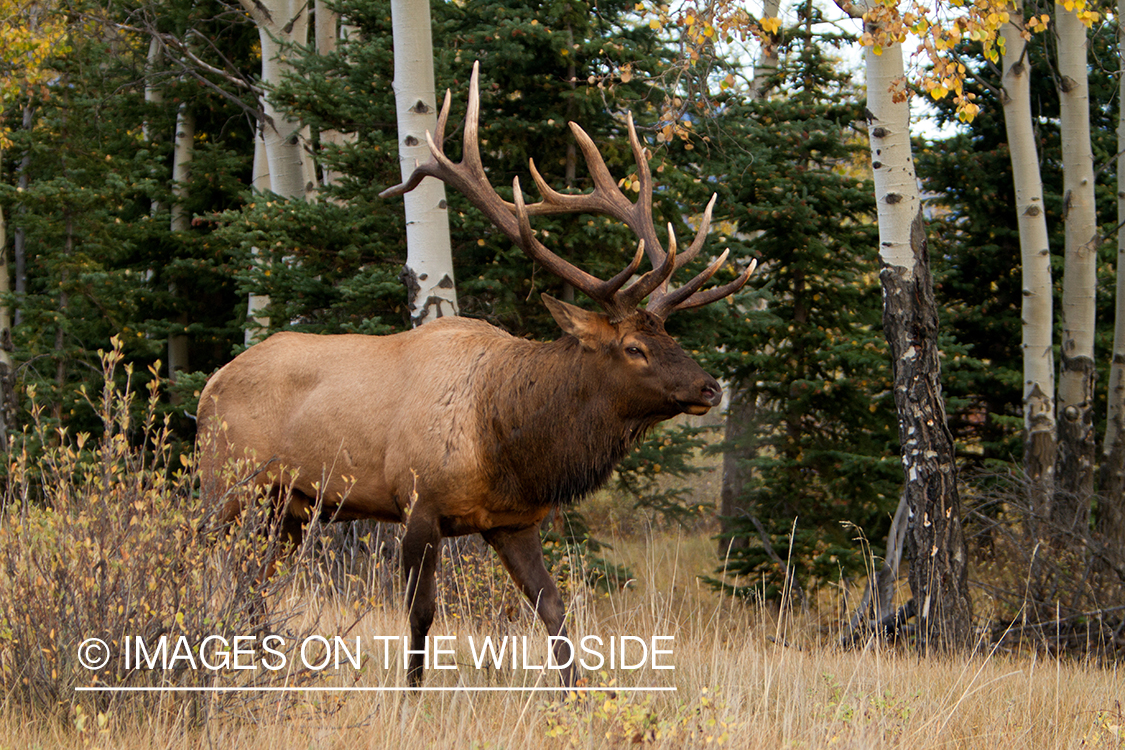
[701,12,900,598]
[252,0,747,525]
[0,0,258,446]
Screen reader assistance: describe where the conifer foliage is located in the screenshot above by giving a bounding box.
[700,12,900,598]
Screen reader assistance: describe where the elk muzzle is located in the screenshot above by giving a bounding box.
[678,374,723,415]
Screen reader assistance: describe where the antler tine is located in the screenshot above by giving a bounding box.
[648,247,726,317]
[462,61,484,173]
[649,257,758,319]
[432,88,452,152]
[617,233,678,311]
[512,177,625,307]
[677,194,717,271]
[624,111,660,265]
[379,63,516,239]
[603,242,648,297]
[381,62,753,321]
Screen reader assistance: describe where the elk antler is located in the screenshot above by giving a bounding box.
[380,61,756,320]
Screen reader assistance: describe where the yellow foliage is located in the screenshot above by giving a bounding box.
[855,0,1052,123]
[0,0,70,146]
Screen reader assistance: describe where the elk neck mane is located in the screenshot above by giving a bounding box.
[476,333,654,508]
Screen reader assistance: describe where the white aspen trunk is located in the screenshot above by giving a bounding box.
[315,0,354,188]
[1000,15,1056,513]
[245,282,271,346]
[1099,0,1125,553]
[246,133,271,345]
[748,0,781,99]
[144,37,163,217]
[169,104,195,378]
[864,47,917,274]
[238,0,315,345]
[390,0,457,325]
[170,104,195,233]
[861,23,972,649]
[1054,3,1099,527]
[252,131,271,192]
[240,0,314,201]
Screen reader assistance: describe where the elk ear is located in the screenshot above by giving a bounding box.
[543,294,613,349]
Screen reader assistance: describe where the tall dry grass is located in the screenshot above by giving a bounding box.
[0,344,1120,748]
[3,528,1122,749]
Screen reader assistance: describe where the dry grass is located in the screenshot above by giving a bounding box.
[0,358,1120,748]
[4,527,1121,750]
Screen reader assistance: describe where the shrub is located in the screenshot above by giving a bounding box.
[0,337,366,719]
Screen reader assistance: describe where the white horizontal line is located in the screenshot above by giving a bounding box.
[76,686,676,693]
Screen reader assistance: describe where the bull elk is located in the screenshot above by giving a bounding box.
[198,63,756,687]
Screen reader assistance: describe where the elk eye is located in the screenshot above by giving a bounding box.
[625,345,645,358]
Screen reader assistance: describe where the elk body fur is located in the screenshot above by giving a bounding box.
[199,301,724,687]
[200,304,719,536]
[198,64,755,687]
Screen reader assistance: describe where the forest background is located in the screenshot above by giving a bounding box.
[1,0,1124,664]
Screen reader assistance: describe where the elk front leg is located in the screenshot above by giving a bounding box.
[402,512,441,687]
[483,525,574,687]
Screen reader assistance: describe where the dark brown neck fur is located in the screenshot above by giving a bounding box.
[478,336,655,508]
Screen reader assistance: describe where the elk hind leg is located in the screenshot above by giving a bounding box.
[402,512,441,687]
[484,525,574,687]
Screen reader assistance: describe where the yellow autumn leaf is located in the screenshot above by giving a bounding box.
[761,16,782,34]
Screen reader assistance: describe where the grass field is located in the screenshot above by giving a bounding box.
[3,527,1121,750]
[0,362,1119,748]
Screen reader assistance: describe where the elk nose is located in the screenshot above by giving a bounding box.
[701,378,723,407]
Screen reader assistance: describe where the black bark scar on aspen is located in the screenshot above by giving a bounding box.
[399,265,421,309]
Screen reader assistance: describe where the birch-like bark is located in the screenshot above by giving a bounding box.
[315,0,354,188]
[252,131,271,193]
[239,0,314,344]
[246,133,271,345]
[239,0,314,201]
[1099,0,1125,555]
[144,37,163,216]
[170,105,195,233]
[168,104,195,377]
[389,0,457,325]
[1054,4,1099,527]
[861,23,972,650]
[748,0,781,100]
[1000,15,1056,516]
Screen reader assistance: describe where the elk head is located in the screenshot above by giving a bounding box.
[381,62,757,417]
